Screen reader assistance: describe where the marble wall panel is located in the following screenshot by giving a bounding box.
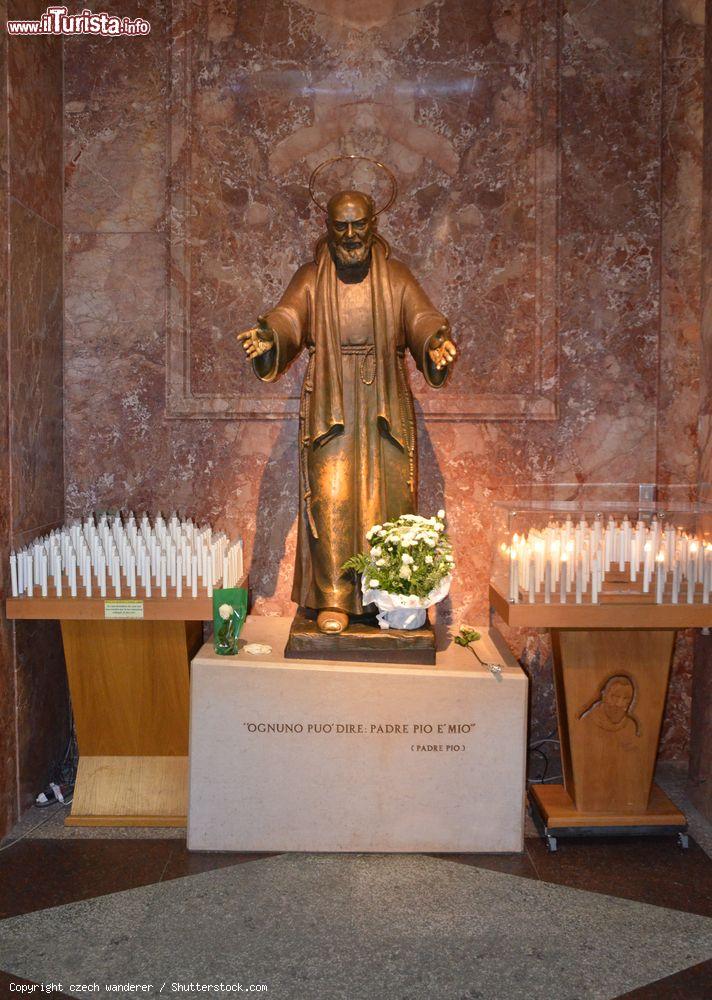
[64,0,168,232]
[2,5,67,834]
[0,0,17,841]
[8,202,66,815]
[9,201,63,539]
[7,0,62,229]
[63,0,703,761]
[700,0,712,493]
[691,0,712,812]
[659,0,704,494]
[167,0,557,420]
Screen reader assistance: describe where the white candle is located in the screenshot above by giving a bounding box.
[176,555,183,599]
[544,559,552,604]
[655,553,665,604]
[688,542,698,599]
[191,554,198,598]
[10,552,17,597]
[604,521,613,571]
[206,553,213,598]
[160,555,167,598]
[528,560,535,604]
[591,556,599,604]
[560,555,567,604]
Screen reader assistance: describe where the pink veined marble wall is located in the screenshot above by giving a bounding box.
[0,0,69,839]
[690,0,712,821]
[63,0,705,761]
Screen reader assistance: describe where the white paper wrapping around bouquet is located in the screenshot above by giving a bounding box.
[361,575,452,630]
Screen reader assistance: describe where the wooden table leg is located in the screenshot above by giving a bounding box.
[530,628,687,840]
[60,619,202,826]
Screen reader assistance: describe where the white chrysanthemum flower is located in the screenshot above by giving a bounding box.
[425,555,433,564]
[401,553,413,564]
[401,539,412,548]
[399,565,412,579]
[376,558,386,566]
[371,545,382,557]
[218,603,233,621]
[437,509,445,519]
[369,578,380,588]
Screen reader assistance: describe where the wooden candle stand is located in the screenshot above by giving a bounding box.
[7,580,246,828]
[489,581,695,851]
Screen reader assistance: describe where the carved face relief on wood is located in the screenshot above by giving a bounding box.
[578,674,641,738]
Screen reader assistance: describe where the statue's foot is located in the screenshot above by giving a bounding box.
[317,609,349,634]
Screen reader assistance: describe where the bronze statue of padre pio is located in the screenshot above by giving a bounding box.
[238,156,456,635]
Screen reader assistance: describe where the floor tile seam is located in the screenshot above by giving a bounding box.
[437,860,712,925]
[529,875,712,922]
[276,853,712,928]
[1,851,711,928]
[610,956,712,1000]
[0,852,289,923]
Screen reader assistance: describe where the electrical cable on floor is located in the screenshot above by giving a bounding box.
[0,801,71,854]
[527,745,549,784]
[527,726,561,785]
[34,692,78,808]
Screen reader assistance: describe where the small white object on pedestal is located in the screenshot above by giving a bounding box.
[188,616,528,854]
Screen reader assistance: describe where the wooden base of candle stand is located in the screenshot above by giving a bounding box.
[529,783,687,852]
[488,583,697,848]
[534,627,686,849]
[60,618,202,827]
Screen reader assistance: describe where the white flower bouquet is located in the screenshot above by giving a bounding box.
[343,511,454,630]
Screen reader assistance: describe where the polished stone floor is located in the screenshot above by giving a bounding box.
[0,764,710,999]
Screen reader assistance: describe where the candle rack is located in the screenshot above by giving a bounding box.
[7,510,247,828]
[489,500,712,850]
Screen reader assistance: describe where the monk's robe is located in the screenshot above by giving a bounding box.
[253,238,450,614]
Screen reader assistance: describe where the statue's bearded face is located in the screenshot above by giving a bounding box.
[326,191,377,269]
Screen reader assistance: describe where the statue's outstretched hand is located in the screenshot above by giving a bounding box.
[428,326,457,370]
[237,321,275,360]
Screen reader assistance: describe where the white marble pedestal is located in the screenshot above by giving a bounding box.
[188,617,528,853]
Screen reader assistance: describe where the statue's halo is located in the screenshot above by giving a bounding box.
[308,155,398,216]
